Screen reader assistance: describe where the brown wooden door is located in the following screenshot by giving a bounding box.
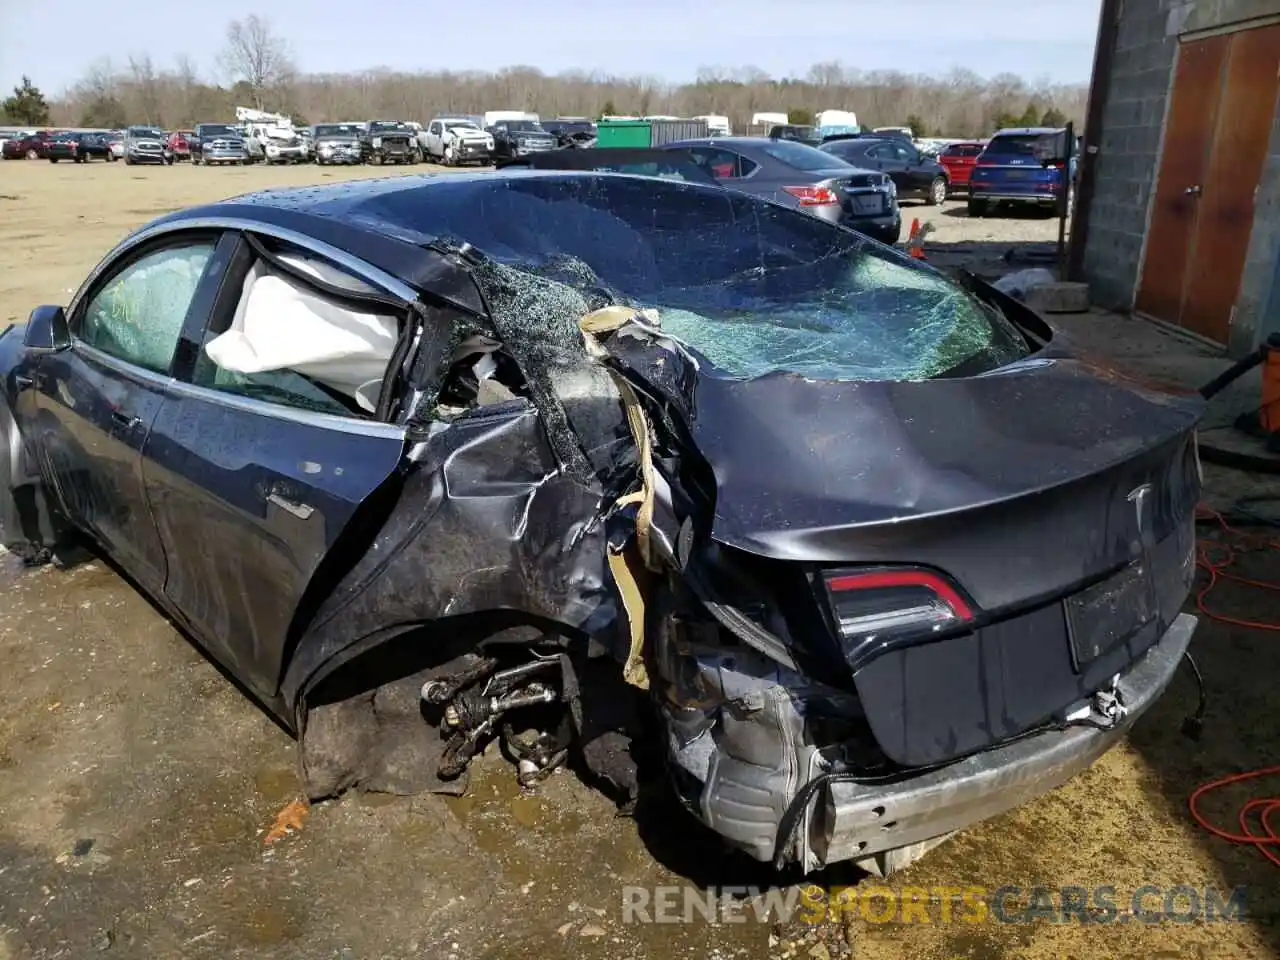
[1181,23,1280,341]
[1136,23,1280,344]
[1136,34,1229,326]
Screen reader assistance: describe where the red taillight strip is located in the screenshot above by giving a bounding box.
[826,569,975,619]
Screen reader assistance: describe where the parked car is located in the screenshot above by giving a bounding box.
[106,131,125,161]
[312,123,365,165]
[767,124,821,146]
[819,136,949,205]
[191,123,249,165]
[936,141,986,193]
[487,118,556,161]
[0,170,1202,877]
[261,130,310,165]
[542,118,597,148]
[496,146,719,184]
[423,117,493,166]
[6,130,56,160]
[168,130,194,161]
[46,132,111,163]
[364,121,417,165]
[123,126,173,165]
[44,131,83,163]
[967,127,1072,217]
[662,136,902,244]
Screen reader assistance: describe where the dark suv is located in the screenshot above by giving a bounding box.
[365,121,417,164]
[967,127,1074,217]
[487,119,556,161]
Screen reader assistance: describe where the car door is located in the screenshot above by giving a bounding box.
[427,121,442,157]
[868,142,911,193]
[141,232,410,697]
[900,144,936,194]
[29,233,224,592]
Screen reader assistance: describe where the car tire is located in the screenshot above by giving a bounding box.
[881,223,903,245]
[967,198,987,218]
[927,176,946,206]
[49,157,58,163]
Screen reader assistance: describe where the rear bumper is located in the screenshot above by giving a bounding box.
[970,188,1058,203]
[813,612,1196,873]
[658,597,1196,874]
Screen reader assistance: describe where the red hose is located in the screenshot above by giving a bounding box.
[1188,505,1280,867]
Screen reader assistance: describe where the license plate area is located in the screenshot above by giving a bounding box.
[850,193,883,215]
[1064,562,1157,670]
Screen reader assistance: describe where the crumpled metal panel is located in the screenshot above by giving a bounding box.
[281,401,620,714]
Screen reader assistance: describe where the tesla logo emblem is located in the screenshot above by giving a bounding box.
[1128,483,1153,539]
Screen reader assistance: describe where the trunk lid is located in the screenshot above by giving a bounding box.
[604,335,1202,614]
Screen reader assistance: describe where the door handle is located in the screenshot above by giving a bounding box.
[1184,185,1202,196]
[267,491,315,521]
[14,374,33,389]
[110,410,140,430]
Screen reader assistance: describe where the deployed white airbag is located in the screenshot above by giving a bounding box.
[204,253,399,410]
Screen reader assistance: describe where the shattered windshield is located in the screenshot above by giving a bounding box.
[370,176,1029,382]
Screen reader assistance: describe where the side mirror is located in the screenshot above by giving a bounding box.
[24,305,70,352]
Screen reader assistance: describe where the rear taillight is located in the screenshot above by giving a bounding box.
[823,567,974,670]
[783,185,840,206]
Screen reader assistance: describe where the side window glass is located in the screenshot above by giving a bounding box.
[193,251,400,419]
[869,144,891,161]
[695,148,753,180]
[79,243,214,374]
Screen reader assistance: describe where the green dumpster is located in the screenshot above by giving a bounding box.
[594,121,652,148]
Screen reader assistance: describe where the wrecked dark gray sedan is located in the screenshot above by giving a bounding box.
[0,171,1202,875]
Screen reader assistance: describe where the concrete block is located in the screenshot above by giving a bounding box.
[1027,282,1093,314]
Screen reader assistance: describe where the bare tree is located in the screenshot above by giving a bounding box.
[128,54,162,124]
[218,15,293,110]
[53,54,1090,140]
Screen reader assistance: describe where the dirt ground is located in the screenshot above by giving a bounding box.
[2,158,1280,960]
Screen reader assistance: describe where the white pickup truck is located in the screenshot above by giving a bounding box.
[423,117,494,166]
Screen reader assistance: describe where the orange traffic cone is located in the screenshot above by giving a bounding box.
[906,218,926,258]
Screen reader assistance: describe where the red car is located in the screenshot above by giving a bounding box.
[167,130,194,160]
[937,141,986,192]
[2,130,56,160]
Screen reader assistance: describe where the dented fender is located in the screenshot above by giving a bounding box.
[281,398,619,719]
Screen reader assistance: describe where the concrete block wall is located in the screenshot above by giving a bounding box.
[1081,0,1280,351]
[1081,0,1182,312]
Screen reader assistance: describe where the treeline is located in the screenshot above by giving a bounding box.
[13,17,1088,138]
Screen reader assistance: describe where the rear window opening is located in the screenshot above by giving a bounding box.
[983,135,1043,156]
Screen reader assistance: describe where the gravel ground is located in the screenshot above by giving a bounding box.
[0,160,1277,960]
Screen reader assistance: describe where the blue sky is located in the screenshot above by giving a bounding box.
[1,0,1102,95]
